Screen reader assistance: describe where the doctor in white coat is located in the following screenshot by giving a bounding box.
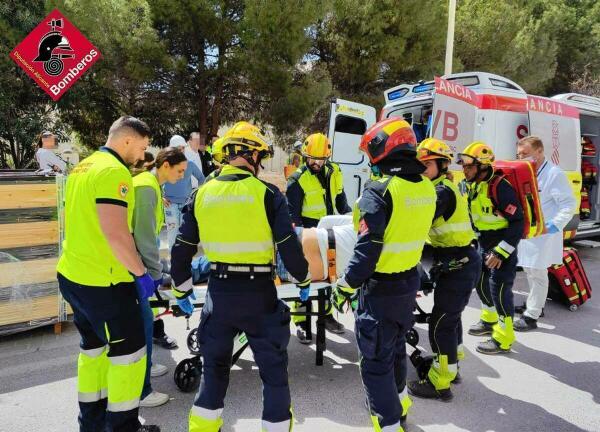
[515,136,577,331]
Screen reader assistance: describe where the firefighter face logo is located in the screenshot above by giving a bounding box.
[9,9,101,101]
[33,18,75,76]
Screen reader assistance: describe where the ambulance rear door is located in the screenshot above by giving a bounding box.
[527,95,582,232]
[327,99,377,203]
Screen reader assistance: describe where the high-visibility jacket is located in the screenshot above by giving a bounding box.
[133,171,164,235]
[293,162,345,220]
[194,164,274,264]
[429,176,475,248]
[57,148,135,286]
[467,177,509,232]
[352,175,436,274]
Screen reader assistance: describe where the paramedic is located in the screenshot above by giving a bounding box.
[515,136,576,331]
[459,142,524,355]
[132,148,187,408]
[56,116,160,432]
[333,118,436,431]
[169,122,310,432]
[286,133,350,342]
[407,138,481,401]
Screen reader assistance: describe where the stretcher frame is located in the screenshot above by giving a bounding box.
[150,282,333,366]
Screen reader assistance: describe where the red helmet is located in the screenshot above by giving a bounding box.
[359,118,417,164]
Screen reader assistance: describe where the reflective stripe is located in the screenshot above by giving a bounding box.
[302,204,326,212]
[174,278,193,297]
[107,398,140,412]
[381,423,402,432]
[78,388,108,403]
[482,304,497,313]
[381,240,425,254]
[109,346,146,366]
[497,240,515,254]
[202,240,273,254]
[429,222,472,236]
[433,359,458,373]
[261,419,291,432]
[191,405,223,420]
[209,264,272,273]
[472,214,506,223]
[80,346,107,358]
[398,387,408,400]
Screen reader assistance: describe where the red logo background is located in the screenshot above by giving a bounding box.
[10,9,101,101]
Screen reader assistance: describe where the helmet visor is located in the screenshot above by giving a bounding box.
[457,154,476,166]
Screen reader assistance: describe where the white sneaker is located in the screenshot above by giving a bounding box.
[150,363,168,377]
[139,391,170,408]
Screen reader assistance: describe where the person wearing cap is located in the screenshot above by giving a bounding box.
[332,118,436,431]
[35,131,67,174]
[458,142,524,355]
[407,138,481,401]
[286,133,350,342]
[163,134,205,249]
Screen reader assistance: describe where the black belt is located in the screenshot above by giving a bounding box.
[432,244,475,257]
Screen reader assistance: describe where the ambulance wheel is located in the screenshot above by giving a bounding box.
[406,328,419,348]
[187,328,202,355]
[174,357,202,392]
[569,304,578,312]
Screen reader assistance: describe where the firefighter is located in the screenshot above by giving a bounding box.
[332,118,436,432]
[407,138,481,401]
[286,133,350,342]
[458,142,524,354]
[169,122,310,432]
[56,116,160,432]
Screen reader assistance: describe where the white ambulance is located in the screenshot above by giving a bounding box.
[327,71,600,238]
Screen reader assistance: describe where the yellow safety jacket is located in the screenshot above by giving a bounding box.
[133,171,164,235]
[353,175,436,274]
[467,177,509,232]
[57,149,135,286]
[194,165,274,264]
[429,176,476,248]
[295,162,345,220]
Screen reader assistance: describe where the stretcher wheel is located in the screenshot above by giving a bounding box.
[174,357,202,392]
[406,328,419,348]
[569,304,578,312]
[187,328,202,355]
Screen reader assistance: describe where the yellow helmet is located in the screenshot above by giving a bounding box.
[221,121,273,160]
[417,138,453,162]
[458,141,495,165]
[211,136,226,163]
[302,133,331,159]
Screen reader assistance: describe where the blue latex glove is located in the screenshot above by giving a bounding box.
[135,272,155,300]
[296,278,310,302]
[177,291,196,315]
[545,223,560,234]
[153,277,164,290]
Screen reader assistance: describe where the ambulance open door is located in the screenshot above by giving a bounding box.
[527,95,582,232]
[328,99,376,204]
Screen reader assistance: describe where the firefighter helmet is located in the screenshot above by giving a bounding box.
[359,118,417,165]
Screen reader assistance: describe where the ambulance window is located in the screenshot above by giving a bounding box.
[334,115,367,135]
[447,76,479,87]
[489,78,518,90]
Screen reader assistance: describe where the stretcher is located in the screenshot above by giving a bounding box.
[150,282,333,392]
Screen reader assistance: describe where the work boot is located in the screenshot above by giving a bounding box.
[514,316,538,332]
[137,425,161,432]
[451,371,462,384]
[324,315,345,334]
[515,303,545,317]
[476,338,511,355]
[408,378,453,402]
[296,322,312,344]
[468,320,495,336]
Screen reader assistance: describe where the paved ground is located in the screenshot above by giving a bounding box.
[2,246,600,432]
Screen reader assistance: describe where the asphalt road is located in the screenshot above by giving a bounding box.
[1,245,600,432]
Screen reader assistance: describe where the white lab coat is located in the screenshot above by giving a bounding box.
[517,160,577,269]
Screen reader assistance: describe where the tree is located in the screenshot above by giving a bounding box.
[0,1,63,168]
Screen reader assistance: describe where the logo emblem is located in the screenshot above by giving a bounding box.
[119,183,129,198]
[10,9,101,101]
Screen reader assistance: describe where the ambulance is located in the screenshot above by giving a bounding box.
[327,71,600,238]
